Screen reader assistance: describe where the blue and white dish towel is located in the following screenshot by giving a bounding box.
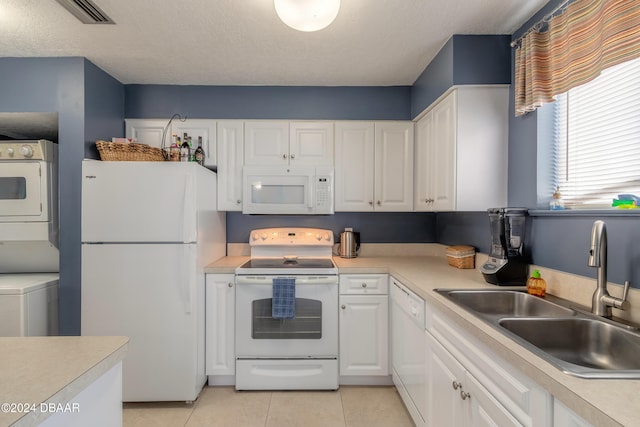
[272,277,296,319]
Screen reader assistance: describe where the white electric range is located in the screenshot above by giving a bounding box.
[234,227,339,390]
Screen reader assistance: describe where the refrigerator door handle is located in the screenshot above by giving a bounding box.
[182,173,196,243]
[180,245,194,314]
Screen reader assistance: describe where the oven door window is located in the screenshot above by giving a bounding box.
[0,177,27,199]
[0,163,42,216]
[252,298,322,339]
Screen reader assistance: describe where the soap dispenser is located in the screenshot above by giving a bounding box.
[550,187,565,210]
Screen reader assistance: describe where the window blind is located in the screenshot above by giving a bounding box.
[554,56,640,207]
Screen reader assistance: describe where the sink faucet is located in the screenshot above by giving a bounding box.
[588,220,631,318]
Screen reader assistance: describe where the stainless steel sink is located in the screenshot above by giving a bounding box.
[440,290,575,317]
[434,288,640,379]
[499,318,640,378]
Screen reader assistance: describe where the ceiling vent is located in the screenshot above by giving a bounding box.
[54,0,115,24]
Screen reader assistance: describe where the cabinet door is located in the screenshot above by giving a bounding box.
[205,274,235,376]
[339,295,388,376]
[374,122,414,211]
[553,399,592,427]
[334,121,375,211]
[414,112,435,211]
[125,119,167,148]
[217,121,244,211]
[290,121,334,166]
[467,373,523,427]
[426,330,467,427]
[172,119,217,167]
[431,92,456,211]
[244,121,289,165]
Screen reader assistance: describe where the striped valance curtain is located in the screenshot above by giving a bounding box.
[514,0,640,117]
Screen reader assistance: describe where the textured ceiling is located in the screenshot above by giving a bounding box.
[0,0,547,86]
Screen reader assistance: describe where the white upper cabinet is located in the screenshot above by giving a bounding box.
[125,118,166,147]
[216,120,244,211]
[244,121,333,166]
[334,121,375,211]
[171,119,217,167]
[244,121,289,165]
[290,121,334,166]
[374,122,414,211]
[125,118,217,167]
[335,121,413,212]
[414,86,509,212]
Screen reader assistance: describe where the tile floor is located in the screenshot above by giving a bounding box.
[123,385,415,427]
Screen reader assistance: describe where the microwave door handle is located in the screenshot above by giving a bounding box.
[307,175,313,210]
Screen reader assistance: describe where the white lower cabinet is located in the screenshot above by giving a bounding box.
[339,274,389,382]
[426,331,522,426]
[205,274,235,385]
[553,400,593,427]
[425,303,552,427]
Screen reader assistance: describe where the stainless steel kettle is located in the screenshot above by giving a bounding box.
[339,228,360,258]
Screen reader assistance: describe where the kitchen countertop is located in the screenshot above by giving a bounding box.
[0,336,129,426]
[206,254,638,426]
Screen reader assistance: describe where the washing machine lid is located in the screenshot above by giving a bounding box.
[0,273,59,294]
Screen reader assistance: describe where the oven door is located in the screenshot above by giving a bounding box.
[0,162,45,221]
[235,275,338,358]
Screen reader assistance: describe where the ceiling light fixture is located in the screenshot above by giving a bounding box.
[274,0,340,32]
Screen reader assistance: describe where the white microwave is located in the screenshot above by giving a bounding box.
[242,166,334,215]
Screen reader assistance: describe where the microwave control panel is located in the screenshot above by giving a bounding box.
[314,167,334,214]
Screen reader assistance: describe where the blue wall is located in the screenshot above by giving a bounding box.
[0,57,124,335]
[411,35,511,118]
[227,212,436,244]
[125,85,412,120]
[84,61,126,159]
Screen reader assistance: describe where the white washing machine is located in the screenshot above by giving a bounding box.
[0,273,59,336]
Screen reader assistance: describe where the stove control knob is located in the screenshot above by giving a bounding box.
[323,233,331,241]
[20,145,34,158]
[7,147,15,157]
[315,233,322,241]
[260,232,268,240]
[251,233,258,241]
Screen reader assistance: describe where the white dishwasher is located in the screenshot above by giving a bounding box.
[390,277,426,427]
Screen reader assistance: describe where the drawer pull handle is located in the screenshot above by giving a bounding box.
[228,283,233,288]
[361,283,367,288]
[341,305,346,310]
[460,390,471,400]
[452,381,462,390]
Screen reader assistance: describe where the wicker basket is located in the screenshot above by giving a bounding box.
[446,245,475,269]
[96,140,165,161]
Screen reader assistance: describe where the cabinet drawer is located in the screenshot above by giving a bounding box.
[339,274,388,294]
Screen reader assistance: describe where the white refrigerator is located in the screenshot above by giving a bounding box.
[81,160,226,402]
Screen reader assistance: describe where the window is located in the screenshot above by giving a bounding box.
[552,56,640,208]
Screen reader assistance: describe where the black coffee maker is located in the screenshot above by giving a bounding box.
[480,208,528,285]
